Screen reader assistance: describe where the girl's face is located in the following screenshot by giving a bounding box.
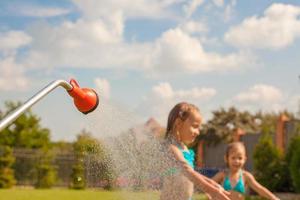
[226,148,246,171]
[177,111,202,145]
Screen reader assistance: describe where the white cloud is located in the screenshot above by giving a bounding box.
[16,6,71,17]
[71,0,178,20]
[234,84,282,103]
[20,1,154,70]
[0,56,29,91]
[287,95,300,114]
[22,19,253,76]
[94,78,111,99]
[23,18,129,69]
[8,0,255,81]
[225,3,300,50]
[231,84,283,112]
[10,0,253,77]
[180,20,209,34]
[152,82,217,100]
[224,0,236,22]
[183,0,205,19]
[147,28,254,74]
[0,31,32,52]
[212,0,224,7]
[139,82,217,123]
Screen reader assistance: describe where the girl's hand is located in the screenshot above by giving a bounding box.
[205,193,212,200]
[181,163,230,200]
[209,188,231,200]
[205,184,230,200]
[228,191,244,200]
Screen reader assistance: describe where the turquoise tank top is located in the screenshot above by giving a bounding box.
[179,147,195,200]
[223,170,246,194]
[163,147,195,177]
[180,148,195,169]
[163,143,195,200]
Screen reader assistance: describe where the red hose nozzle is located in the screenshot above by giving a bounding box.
[68,79,99,114]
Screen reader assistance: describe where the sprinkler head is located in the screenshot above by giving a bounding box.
[68,79,99,114]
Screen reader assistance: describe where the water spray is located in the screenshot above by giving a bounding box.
[0,79,99,132]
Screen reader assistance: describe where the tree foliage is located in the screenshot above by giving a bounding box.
[0,101,53,187]
[71,130,109,189]
[253,134,288,192]
[287,135,300,192]
[256,110,295,135]
[0,145,16,188]
[35,149,57,188]
[0,101,50,149]
[199,107,296,145]
[200,107,259,145]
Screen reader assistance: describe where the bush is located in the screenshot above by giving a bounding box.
[0,146,16,188]
[13,153,37,186]
[70,161,85,189]
[35,163,56,188]
[287,136,300,192]
[34,150,57,188]
[253,135,287,191]
[70,131,111,190]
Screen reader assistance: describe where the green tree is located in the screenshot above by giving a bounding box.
[0,101,50,149]
[286,135,300,192]
[51,141,73,154]
[71,130,109,189]
[289,145,300,192]
[253,135,288,191]
[0,101,53,187]
[200,107,296,145]
[200,107,259,145]
[0,145,16,188]
[297,99,300,119]
[35,149,57,188]
[255,110,295,135]
[70,161,85,189]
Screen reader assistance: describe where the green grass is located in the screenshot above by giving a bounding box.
[0,188,210,200]
[0,188,267,200]
[0,189,155,200]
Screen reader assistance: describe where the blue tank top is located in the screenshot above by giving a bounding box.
[223,170,246,194]
[179,147,195,200]
[162,146,195,177]
[163,142,195,200]
[180,148,195,169]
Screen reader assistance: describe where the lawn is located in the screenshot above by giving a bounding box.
[0,188,278,200]
[0,189,153,200]
[0,188,208,200]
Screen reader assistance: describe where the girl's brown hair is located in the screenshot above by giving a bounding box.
[225,142,246,159]
[165,102,200,139]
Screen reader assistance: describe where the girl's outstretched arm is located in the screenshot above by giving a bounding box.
[244,171,280,200]
[204,173,224,190]
[169,145,230,200]
[184,166,230,200]
[212,171,225,184]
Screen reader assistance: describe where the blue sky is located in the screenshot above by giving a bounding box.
[0,0,300,141]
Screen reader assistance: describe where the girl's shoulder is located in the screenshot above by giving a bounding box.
[218,169,227,176]
[241,170,251,177]
[169,143,180,151]
[168,144,185,160]
[219,168,230,177]
[241,170,255,183]
[212,169,226,183]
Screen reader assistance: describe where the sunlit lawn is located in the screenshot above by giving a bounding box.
[0,188,272,200]
[0,189,155,200]
[0,188,209,200]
